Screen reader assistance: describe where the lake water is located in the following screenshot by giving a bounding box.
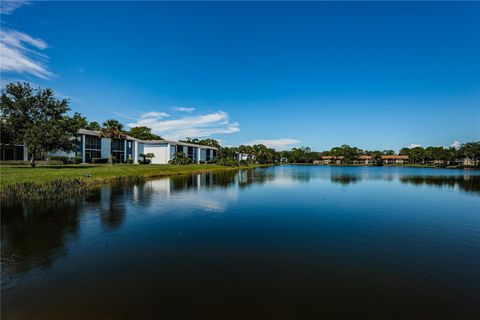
[1,165,480,319]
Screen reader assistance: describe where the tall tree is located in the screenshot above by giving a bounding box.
[127,126,162,140]
[99,119,126,164]
[181,138,221,149]
[85,121,101,131]
[371,151,384,166]
[461,142,480,165]
[1,82,85,167]
[383,150,395,155]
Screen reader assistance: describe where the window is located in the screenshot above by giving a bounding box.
[85,135,101,150]
[112,151,124,163]
[0,145,24,160]
[176,145,184,154]
[206,149,211,161]
[187,146,194,159]
[76,135,83,158]
[85,150,101,163]
[84,135,102,163]
[111,139,125,152]
[212,149,217,159]
[111,139,125,163]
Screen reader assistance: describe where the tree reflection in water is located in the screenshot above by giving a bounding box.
[327,171,480,195]
[399,175,480,195]
[2,168,478,282]
[330,174,360,185]
[0,169,267,279]
[1,199,83,276]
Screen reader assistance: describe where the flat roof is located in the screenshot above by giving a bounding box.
[142,139,218,149]
[77,128,141,142]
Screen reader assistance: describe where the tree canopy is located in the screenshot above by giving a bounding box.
[1,82,85,167]
[84,121,101,131]
[180,138,221,149]
[127,126,162,140]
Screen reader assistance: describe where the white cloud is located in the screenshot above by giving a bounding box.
[172,106,195,112]
[451,141,461,150]
[0,1,30,15]
[408,144,422,148]
[1,1,52,80]
[127,110,240,140]
[140,111,170,119]
[0,29,52,79]
[245,138,300,150]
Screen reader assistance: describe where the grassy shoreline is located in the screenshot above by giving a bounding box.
[0,164,270,200]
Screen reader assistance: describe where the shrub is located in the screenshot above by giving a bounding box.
[169,151,193,165]
[126,159,133,164]
[198,160,205,164]
[44,160,64,165]
[92,158,108,163]
[49,156,70,164]
[169,157,192,165]
[216,157,240,167]
[139,159,151,165]
[0,160,30,165]
[72,156,83,164]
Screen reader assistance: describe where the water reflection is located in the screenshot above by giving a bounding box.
[0,170,264,280]
[330,174,360,185]
[3,167,478,278]
[1,199,82,276]
[399,175,480,195]
[1,166,480,319]
[325,169,480,194]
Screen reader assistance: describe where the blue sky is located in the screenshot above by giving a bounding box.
[1,1,479,151]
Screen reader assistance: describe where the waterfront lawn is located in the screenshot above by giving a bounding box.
[0,163,259,187]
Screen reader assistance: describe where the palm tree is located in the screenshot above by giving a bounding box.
[99,119,126,164]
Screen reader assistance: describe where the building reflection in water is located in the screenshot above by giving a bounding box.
[1,167,479,282]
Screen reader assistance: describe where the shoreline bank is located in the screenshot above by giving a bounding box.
[0,164,271,200]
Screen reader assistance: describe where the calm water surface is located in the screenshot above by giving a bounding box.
[2,165,480,319]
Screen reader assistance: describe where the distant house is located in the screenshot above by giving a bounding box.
[358,155,372,164]
[321,156,344,164]
[381,155,409,164]
[320,154,409,165]
[234,152,251,162]
[456,157,478,166]
[1,128,217,164]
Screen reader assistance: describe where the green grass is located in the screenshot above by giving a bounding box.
[0,163,268,200]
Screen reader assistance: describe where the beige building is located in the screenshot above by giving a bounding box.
[319,154,409,165]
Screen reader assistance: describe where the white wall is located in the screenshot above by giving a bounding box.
[48,150,76,158]
[143,144,169,164]
[101,138,111,159]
